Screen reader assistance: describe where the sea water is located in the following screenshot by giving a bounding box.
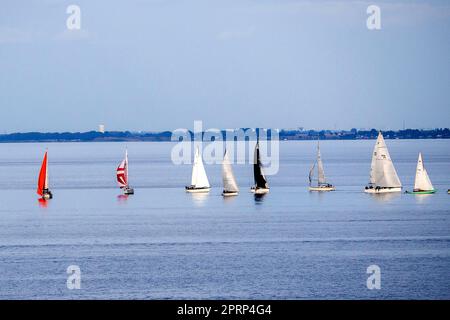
[0,140,449,299]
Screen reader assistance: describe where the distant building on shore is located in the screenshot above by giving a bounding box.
[98,124,105,133]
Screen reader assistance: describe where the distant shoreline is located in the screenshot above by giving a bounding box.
[0,128,448,143]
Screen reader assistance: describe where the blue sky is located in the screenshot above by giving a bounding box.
[0,0,449,132]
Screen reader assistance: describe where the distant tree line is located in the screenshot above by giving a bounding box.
[278,128,450,140]
[0,128,448,143]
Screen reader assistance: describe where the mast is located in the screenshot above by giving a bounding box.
[45,151,49,190]
[369,135,378,186]
[125,149,129,186]
[317,139,326,185]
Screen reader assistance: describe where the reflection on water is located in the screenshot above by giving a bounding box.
[1,140,449,299]
[414,193,434,204]
[254,193,267,204]
[190,192,209,207]
[368,192,401,203]
[308,190,326,202]
[222,194,237,203]
[37,198,49,208]
[117,194,129,203]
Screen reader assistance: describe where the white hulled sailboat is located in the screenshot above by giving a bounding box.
[186,147,210,193]
[37,150,53,200]
[309,140,335,191]
[406,152,435,194]
[222,149,239,196]
[117,149,134,195]
[365,132,402,193]
[251,141,269,194]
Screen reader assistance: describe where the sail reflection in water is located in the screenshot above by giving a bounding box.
[37,198,49,208]
[190,192,209,207]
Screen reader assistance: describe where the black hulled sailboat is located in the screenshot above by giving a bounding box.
[251,140,269,194]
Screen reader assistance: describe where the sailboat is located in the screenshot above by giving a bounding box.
[185,146,210,193]
[116,149,134,195]
[222,149,239,196]
[37,150,53,200]
[365,131,402,193]
[251,141,269,194]
[308,140,335,191]
[406,152,436,194]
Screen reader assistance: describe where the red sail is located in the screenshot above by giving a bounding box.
[116,159,127,188]
[37,151,48,196]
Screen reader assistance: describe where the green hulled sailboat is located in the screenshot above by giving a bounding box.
[406,152,436,194]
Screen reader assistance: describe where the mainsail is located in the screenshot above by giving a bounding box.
[309,141,327,186]
[308,163,315,186]
[116,150,129,188]
[369,132,402,188]
[254,141,269,189]
[222,149,239,192]
[316,141,326,185]
[191,147,210,188]
[37,151,49,196]
[414,152,433,191]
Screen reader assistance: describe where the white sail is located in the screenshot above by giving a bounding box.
[369,132,402,188]
[308,163,315,186]
[222,150,239,192]
[317,142,326,185]
[414,152,434,191]
[191,147,210,188]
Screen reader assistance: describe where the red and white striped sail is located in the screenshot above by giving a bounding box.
[37,151,49,196]
[116,150,129,188]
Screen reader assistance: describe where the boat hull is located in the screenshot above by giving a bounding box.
[364,187,402,194]
[124,187,134,195]
[406,189,436,194]
[251,187,270,194]
[185,186,210,193]
[222,191,238,197]
[42,193,52,200]
[309,186,335,192]
[41,189,53,200]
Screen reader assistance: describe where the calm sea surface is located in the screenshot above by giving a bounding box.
[0,140,449,299]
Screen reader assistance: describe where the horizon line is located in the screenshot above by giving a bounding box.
[1,127,450,135]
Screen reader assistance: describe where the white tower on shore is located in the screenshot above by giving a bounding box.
[98,124,105,133]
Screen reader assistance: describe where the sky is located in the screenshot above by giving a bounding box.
[0,0,449,132]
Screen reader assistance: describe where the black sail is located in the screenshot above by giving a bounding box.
[253,142,269,188]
